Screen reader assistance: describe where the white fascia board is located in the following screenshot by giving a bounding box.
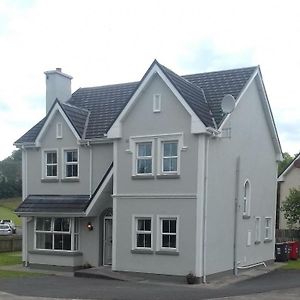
[16,212,85,217]
[85,167,114,216]
[107,64,206,138]
[218,68,259,132]
[255,70,283,160]
[35,102,81,145]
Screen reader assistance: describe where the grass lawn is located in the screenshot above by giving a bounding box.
[281,259,300,270]
[0,252,41,278]
[0,197,21,226]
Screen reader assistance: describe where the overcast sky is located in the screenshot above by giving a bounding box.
[0,0,299,160]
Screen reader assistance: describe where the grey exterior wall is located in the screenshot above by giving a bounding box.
[26,111,112,196]
[114,74,200,275]
[205,78,277,275]
[278,167,300,229]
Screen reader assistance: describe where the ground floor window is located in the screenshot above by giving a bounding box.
[35,217,79,251]
[264,217,272,241]
[133,216,153,249]
[158,216,178,251]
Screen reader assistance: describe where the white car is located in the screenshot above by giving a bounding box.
[0,220,16,234]
[0,223,13,235]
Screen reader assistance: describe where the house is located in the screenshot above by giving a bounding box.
[277,154,300,229]
[14,60,282,280]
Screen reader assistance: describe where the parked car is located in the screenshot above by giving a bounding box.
[0,223,13,235]
[0,220,16,234]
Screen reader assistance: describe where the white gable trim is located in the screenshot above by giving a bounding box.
[278,153,300,182]
[107,64,207,138]
[35,102,81,146]
[85,166,113,216]
[219,68,282,160]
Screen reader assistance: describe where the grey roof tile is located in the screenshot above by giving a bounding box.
[15,63,256,144]
[15,194,90,214]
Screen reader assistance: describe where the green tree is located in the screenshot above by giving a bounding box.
[0,150,22,199]
[281,187,300,228]
[278,152,294,175]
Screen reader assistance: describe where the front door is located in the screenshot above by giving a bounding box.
[103,217,113,265]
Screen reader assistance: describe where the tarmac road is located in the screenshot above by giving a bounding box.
[0,269,300,300]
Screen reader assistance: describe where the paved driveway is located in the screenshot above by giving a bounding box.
[0,269,300,300]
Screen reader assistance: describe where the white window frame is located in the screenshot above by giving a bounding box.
[243,179,251,217]
[132,215,153,250]
[56,122,63,139]
[62,148,79,179]
[157,134,184,176]
[153,94,161,113]
[157,215,179,252]
[161,140,179,174]
[42,149,58,179]
[264,217,272,241]
[34,217,79,252]
[255,217,261,243]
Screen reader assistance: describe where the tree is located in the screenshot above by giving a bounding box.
[281,187,300,228]
[0,149,22,199]
[278,152,294,175]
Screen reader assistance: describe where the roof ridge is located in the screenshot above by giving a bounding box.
[78,81,139,90]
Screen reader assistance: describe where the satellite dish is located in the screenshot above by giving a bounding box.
[221,94,236,114]
[294,159,300,168]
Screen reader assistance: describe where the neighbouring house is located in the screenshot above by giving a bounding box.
[277,154,300,229]
[14,60,282,279]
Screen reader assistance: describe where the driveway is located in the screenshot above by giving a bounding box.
[0,269,300,300]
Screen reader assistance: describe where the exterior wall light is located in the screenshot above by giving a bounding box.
[87,222,93,231]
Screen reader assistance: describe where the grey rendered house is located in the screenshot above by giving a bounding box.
[15,60,282,279]
[277,154,300,229]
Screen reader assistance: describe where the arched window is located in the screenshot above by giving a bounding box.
[243,180,251,217]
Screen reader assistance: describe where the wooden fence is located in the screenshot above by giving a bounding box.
[0,235,22,252]
[276,229,300,242]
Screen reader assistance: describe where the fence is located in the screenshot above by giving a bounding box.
[276,229,300,242]
[0,235,22,252]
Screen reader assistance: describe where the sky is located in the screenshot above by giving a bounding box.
[0,0,299,160]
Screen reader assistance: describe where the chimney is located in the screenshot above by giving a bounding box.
[44,68,73,114]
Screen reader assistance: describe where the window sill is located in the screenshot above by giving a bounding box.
[61,178,80,182]
[155,250,179,256]
[131,249,153,254]
[242,215,251,220]
[157,174,180,179]
[131,175,155,180]
[29,250,82,256]
[41,178,59,183]
[264,239,273,243]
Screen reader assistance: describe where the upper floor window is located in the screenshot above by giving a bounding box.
[153,94,161,112]
[162,141,178,173]
[45,151,58,178]
[136,142,153,175]
[243,180,251,218]
[64,149,79,178]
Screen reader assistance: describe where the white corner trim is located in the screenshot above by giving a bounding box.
[112,197,117,270]
[107,63,206,138]
[219,68,259,132]
[35,102,81,145]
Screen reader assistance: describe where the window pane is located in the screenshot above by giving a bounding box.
[74,234,79,250]
[137,159,152,174]
[47,152,57,164]
[54,234,71,250]
[47,165,57,177]
[66,165,78,177]
[164,142,177,156]
[145,234,151,248]
[137,219,145,231]
[36,218,51,231]
[163,158,177,172]
[138,143,152,156]
[144,219,151,231]
[162,220,170,233]
[170,220,176,233]
[137,234,145,247]
[36,233,52,249]
[169,235,176,248]
[54,218,70,232]
[162,234,170,247]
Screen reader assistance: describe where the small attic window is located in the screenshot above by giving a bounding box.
[153,94,161,113]
[56,123,62,139]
